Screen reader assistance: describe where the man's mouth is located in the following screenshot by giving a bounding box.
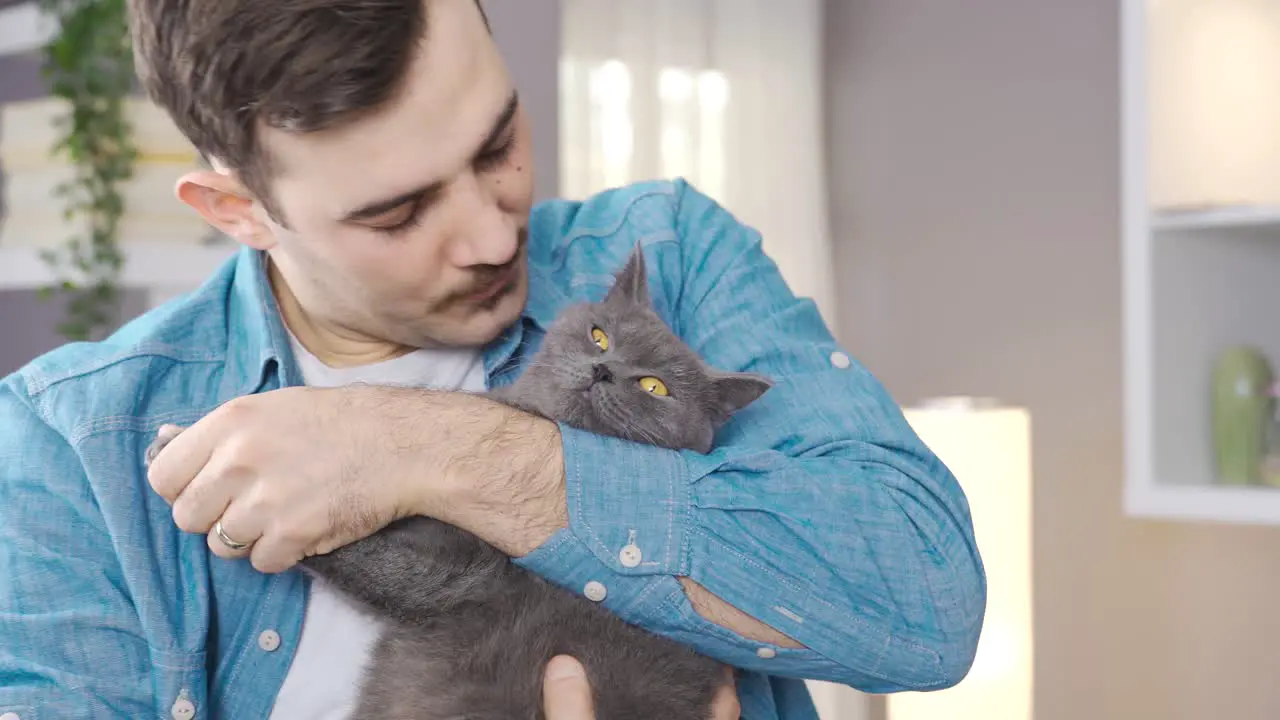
[468,263,517,304]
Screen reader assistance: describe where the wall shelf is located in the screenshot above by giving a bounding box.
[1125,483,1280,526]
[1153,204,1280,232]
[1123,0,1280,526]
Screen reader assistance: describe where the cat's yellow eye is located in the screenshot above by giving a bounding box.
[591,326,610,351]
[638,376,669,396]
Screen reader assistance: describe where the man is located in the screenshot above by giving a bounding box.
[0,0,986,717]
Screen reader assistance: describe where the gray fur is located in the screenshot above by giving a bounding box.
[148,243,773,718]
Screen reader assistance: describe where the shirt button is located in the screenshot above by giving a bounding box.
[583,580,608,602]
[756,647,777,659]
[618,544,643,568]
[170,698,196,719]
[830,351,851,369]
[1,712,22,720]
[258,629,281,652]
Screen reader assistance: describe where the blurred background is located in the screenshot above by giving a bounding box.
[5,0,1280,718]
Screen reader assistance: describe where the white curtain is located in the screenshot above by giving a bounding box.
[558,0,839,331]
[559,4,862,718]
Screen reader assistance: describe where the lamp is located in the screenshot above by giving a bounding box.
[887,397,1034,720]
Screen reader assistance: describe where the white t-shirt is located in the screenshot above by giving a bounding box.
[267,335,488,720]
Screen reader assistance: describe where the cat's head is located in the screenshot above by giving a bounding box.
[529,243,773,453]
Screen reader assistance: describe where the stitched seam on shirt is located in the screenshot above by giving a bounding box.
[646,582,850,667]
[695,528,941,663]
[554,231,679,283]
[148,648,205,671]
[554,183,677,250]
[692,528,803,594]
[663,451,683,572]
[222,575,282,699]
[67,409,218,445]
[16,395,158,699]
[535,530,573,558]
[567,432,623,570]
[570,433,591,554]
[23,345,223,397]
[624,576,679,626]
[570,443,621,569]
[675,453,718,578]
[691,531,943,686]
[569,440,692,577]
[650,585,695,625]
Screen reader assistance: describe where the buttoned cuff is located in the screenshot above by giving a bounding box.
[513,423,712,618]
[514,527,675,620]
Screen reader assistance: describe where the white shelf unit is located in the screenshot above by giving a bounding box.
[1151,205,1280,232]
[1123,0,1280,525]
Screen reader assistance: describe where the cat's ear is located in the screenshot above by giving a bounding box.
[710,371,773,422]
[604,242,651,308]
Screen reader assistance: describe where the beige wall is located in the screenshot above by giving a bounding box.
[486,0,560,203]
[825,1,1280,718]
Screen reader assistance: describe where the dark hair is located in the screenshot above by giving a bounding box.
[127,0,488,221]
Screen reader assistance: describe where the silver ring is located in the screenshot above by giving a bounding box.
[213,520,250,551]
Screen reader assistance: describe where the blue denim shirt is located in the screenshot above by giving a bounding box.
[0,179,985,720]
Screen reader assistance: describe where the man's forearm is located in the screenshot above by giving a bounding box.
[422,395,569,556]
[679,578,805,649]
[412,393,801,645]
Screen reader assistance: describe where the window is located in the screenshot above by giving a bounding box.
[560,57,729,202]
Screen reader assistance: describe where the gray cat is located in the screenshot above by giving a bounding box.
[149,243,773,718]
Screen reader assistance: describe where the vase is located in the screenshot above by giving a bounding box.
[1212,346,1275,485]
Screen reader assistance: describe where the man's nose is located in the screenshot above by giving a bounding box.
[592,363,614,384]
[444,174,518,268]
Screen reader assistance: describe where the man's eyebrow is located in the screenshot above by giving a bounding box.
[343,183,444,223]
[341,90,520,224]
[480,89,520,152]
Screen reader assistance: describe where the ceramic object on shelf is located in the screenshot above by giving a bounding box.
[1212,346,1275,485]
[1262,407,1280,488]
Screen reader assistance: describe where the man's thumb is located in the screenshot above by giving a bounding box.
[543,655,595,719]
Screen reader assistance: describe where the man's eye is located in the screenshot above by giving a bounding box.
[368,203,422,235]
[475,137,514,172]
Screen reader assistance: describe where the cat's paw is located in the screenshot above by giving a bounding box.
[144,424,186,468]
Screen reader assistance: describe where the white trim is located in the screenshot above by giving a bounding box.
[1127,484,1280,526]
[1120,0,1157,521]
[1151,204,1280,232]
[0,2,54,58]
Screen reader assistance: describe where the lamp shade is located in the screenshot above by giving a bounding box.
[888,397,1034,720]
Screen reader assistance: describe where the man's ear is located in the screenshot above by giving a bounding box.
[175,170,277,251]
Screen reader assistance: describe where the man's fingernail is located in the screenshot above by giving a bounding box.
[546,656,585,680]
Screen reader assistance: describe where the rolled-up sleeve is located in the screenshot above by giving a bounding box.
[516,179,986,692]
[0,377,154,717]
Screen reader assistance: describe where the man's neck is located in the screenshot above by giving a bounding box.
[268,260,414,369]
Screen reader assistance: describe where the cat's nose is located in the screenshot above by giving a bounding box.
[592,363,614,384]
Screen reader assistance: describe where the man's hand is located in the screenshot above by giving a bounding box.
[542,657,596,719]
[541,656,740,720]
[145,385,567,573]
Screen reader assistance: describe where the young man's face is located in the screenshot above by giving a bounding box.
[189,0,535,350]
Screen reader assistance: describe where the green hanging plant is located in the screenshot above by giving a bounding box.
[37,0,137,341]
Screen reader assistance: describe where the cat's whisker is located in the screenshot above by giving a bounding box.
[627,411,665,447]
